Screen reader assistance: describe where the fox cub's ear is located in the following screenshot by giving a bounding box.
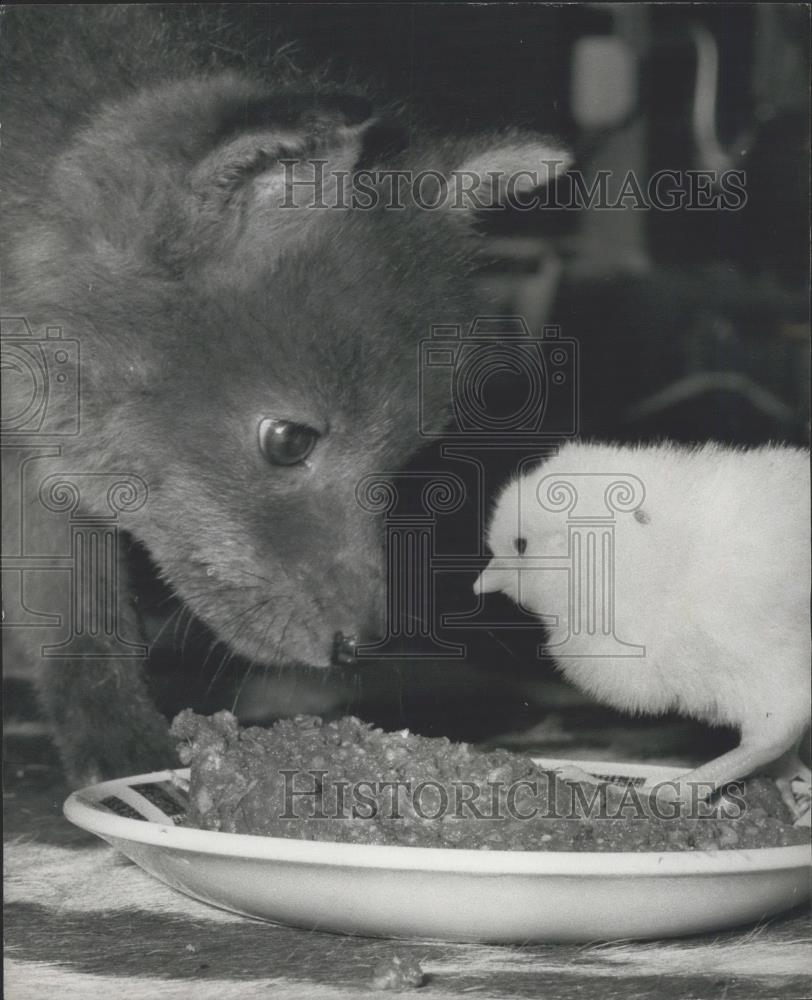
[183,89,393,271]
[191,92,377,202]
[445,131,571,217]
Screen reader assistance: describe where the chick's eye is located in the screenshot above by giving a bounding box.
[258,418,319,466]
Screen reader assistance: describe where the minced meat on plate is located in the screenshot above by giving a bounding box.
[170,710,809,852]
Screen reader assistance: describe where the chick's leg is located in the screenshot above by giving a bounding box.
[671,728,809,819]
[763,738,811,825]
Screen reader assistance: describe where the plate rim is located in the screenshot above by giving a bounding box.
[63,758,812,877]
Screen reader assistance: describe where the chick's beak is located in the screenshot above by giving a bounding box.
[473,559,515,596]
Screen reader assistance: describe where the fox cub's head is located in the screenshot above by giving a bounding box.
[8,73,567,667]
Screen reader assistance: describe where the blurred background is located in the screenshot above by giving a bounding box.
[5,3,810,777]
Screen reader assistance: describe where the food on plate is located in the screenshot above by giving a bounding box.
[170,710,810,852]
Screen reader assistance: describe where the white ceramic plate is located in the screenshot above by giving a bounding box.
[63,758,811,943]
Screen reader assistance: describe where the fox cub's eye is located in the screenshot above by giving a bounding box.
[258,418,319,466]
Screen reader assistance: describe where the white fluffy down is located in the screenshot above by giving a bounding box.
[479,441,811,743]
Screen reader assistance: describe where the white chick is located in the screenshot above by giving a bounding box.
[476,441,811,813]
